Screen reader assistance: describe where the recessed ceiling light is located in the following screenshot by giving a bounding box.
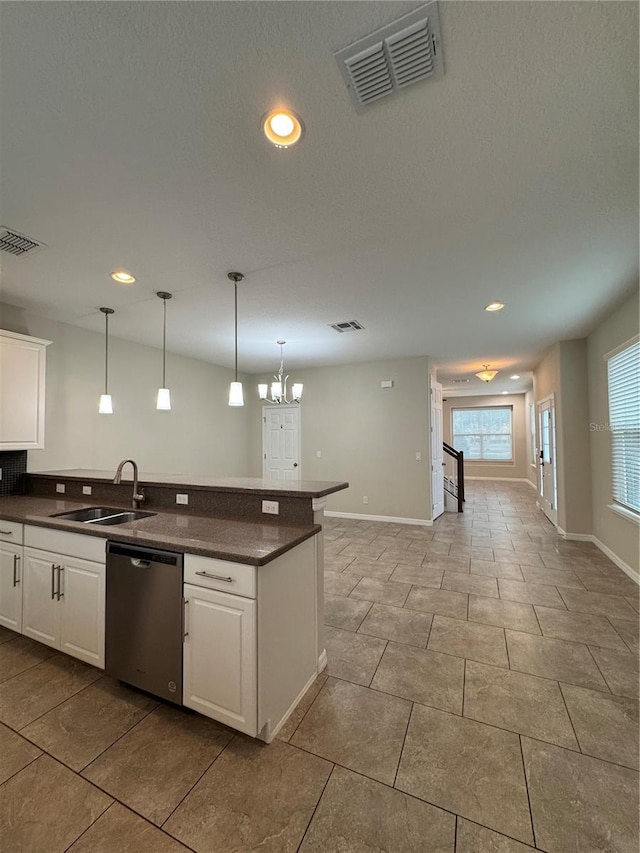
[111,270,135,284]
[262,109,304,148]
[510,374,520,379]
[485,302,505,312]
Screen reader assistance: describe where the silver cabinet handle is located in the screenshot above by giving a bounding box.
[51,564,57,599]
[13,554,20,587]
[182,597,189,641]
[0,529,13,535]
[195,571,233,582]
[57,566,64,600]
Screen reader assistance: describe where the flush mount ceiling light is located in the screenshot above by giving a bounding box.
[262,109,304,148]
[156,291,172,411]
[502,391,509,395]
[485,301,505,312]
[475,363,498,383]
[510,374,521,379]
[228,272,244,407]
[98,307,115,414]
[111,270,135,284]
[259,341,303,404]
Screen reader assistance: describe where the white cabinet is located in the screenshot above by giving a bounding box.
[0,518,23,633]
[0,329,51,450]
[0,542,23,633]
[183,537,318,742]
[23,547,105,668]
[183,583,257,736]
[23,549,58,647]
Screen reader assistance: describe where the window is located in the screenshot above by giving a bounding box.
[452,407,513,461]
[607,338,640,514]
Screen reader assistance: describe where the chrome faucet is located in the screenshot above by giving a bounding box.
[113,459,145,509]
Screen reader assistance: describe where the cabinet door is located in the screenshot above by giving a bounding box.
[59,557,105,669]
[183,584,257,736]
[0,543,23,633]
[23,549,61,648]
[0,332,49,450]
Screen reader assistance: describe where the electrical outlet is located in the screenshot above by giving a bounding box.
[56,483,65,494]
[316,450,322,458]
[176,493,189,505]
[262,500,279,515]
[415,452,422,461]
[82,485,92,496]
[363,496,369,505]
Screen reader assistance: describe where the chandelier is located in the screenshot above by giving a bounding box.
[475,363,498,383]
[258,341,303,404]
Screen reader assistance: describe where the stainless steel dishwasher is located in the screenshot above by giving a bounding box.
[105,541,184,704]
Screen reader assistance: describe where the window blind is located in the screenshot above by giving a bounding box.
[607,339,640,513]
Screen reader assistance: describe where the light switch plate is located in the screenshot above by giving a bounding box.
[262,500,279,515]
[56,483,65,494]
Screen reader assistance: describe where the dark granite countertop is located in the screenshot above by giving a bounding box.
[30,470,349,499]
[0,496,320,566]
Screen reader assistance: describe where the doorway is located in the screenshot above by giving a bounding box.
[262,406,301,480]
[537,395,557,525]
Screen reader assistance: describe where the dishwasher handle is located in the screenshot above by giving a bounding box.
[131,558,152,568]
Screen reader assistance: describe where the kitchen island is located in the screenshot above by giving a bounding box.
[0,471,348,742]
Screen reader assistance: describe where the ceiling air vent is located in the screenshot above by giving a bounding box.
[330,321,365,333]
[334,2,443,109]
[0,226,46,257]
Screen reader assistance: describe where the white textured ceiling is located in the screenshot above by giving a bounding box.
[0,1,637,382]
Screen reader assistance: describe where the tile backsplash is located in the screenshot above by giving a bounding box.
[0,450,27,495]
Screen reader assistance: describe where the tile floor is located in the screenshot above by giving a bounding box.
[0,482,638,852]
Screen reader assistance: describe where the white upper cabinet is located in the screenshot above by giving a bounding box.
[0,329,51,450]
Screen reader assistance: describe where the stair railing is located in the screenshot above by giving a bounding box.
[443,442,465,512]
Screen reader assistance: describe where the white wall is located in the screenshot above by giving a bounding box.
[443,393,530,481]
[249,357,432,521]
[1,304,251,477]
[533,340,593,536]
[587,291,639,575]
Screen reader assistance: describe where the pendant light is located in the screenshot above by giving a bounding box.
[156,291,172,410]
[475,363,498,383]
[228,272,244,407]
[98,307,115,414]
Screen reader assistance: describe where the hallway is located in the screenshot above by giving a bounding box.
[0,482,638,851]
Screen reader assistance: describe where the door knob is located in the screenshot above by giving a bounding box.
[293,462,298,467]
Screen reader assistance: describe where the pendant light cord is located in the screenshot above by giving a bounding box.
[234,281,238,382]
[162,297,167,388]
[104,311,109,394]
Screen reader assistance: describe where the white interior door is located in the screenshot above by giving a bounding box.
[537,395,557,525]
[262,406,301,480]
[431,380,444,519]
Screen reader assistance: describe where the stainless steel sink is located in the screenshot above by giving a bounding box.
[51,507,156,525]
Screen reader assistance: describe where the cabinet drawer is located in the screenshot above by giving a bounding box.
[184,554,256,598]
[0,519,23,544]
[24,525,106,563]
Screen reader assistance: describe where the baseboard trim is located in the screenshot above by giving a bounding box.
[593,537,639,586]
[557,529,639,586]
[465,477,533,483]
[318,648,328,673]
[262,669,319,744]
[325,511,433,527]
